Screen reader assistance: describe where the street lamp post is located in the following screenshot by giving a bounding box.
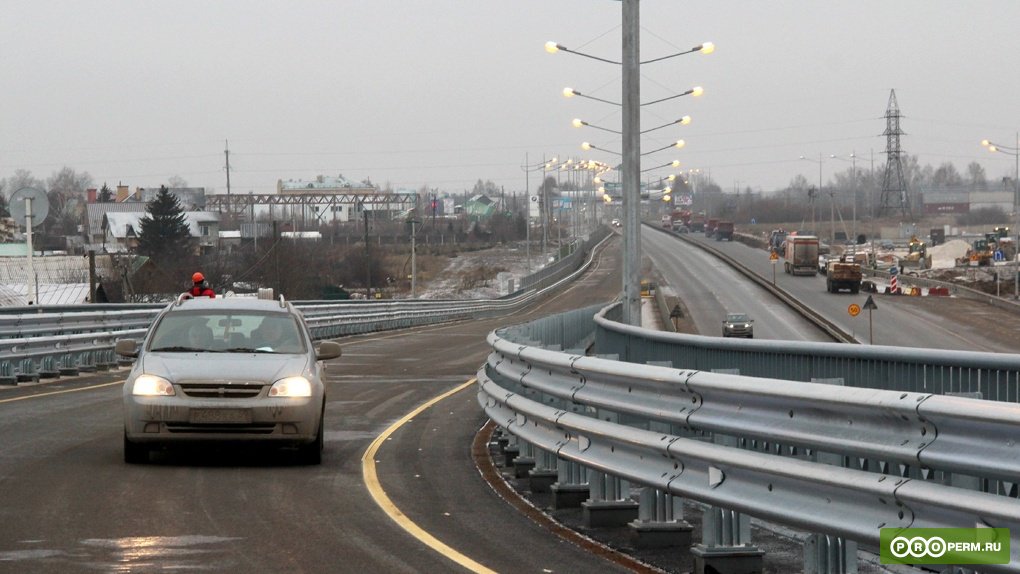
[982,133,1020,298]
[522,154,553,273]
[800,154,826,238]
[548,7,712,324]
[831,152,858,241]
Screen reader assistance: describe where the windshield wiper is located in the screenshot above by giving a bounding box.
[151,346,206,352]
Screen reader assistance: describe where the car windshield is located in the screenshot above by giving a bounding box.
[726,314,749,323]
[148,311,306,354]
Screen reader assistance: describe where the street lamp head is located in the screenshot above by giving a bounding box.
[989,145,999,153]
[699,42,715,55]
[674,139,686,149]
[563,87,576,98]
[680,115,692,125]
[691,86,704,97]
[670,160,681,168]
[662,194,672,202]
[582,142,592,151]
[603,193,612,203]
[572,118,585,128]
[981,139,991,147]
[799,155,807,160]
[667,174,677,181]
[545,41,561,54]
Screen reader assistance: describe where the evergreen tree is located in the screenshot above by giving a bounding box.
[137,186,193,261]
[98,183,114,202]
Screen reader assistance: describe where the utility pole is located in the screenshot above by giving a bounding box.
[621,0,641,325]
[363,203,372,299]
[410,217,419,298]
[224,140,232,226]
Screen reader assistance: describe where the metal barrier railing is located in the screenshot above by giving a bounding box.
[0,227,612,384]
[479,303,1020,572]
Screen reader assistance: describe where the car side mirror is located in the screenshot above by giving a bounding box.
[316,341,343,361]
[115,339,139,358]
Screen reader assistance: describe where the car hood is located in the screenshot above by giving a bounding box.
[140,352,310,384]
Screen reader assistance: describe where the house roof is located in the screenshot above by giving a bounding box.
[103,212,221,239]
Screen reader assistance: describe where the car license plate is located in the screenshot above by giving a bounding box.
[189,408,252,424]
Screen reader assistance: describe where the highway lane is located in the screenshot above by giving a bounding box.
[664,226,1020,353]
[642,226,832,341]
[0,238,631,573]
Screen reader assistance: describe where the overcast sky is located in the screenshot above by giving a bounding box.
[3,1,1019,198]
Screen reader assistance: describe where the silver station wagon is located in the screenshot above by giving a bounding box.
[116,294,342,464]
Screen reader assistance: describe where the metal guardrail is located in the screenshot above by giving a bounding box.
[478,303,1020,572]
[0,227,613,384]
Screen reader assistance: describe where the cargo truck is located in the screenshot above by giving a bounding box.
[715,221,734,241]
[825,256,862,293]
[705,218,719,238]
[783,235,819,275]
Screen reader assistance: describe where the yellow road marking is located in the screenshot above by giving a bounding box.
[0,380,123,404]
[362,378,496,574]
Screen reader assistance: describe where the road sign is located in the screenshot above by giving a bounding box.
[889,266,898,276]
[848,303,861,317]
[863,295,878,310]
[769,250,779,262]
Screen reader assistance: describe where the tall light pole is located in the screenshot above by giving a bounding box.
[800,154,826,239]
[982,134,1020,298]
[831,152,858,241]
[548,11,712,325]
[522,154,552,273]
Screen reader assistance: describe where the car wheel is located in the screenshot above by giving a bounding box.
[297,417,324,465]
[124,432,149,464]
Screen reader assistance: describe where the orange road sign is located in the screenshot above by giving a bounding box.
[848,303,861,317]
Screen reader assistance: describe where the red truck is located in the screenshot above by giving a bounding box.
[705,218,719,238]
[715,221,734,241]
[689,215,705,233]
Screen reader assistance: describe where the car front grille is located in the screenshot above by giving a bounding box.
[179,382,266,399]
[165,422,277,434]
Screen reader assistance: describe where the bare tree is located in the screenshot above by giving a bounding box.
[45,167,93,236]
[167,175,189,188]
[967,161,987,189]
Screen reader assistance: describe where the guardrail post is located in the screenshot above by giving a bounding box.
[16,358,39,383]
[0,361,15,385]
[551,459,589,509]
[527,448,558,493]
[804,533,857,574]
[58,353,79,376]
[513,440,536,478]
[628,487,693,549]
[501,433,520,467]
[582,471,638,527]
[38,356,59,379]
[691,506,764,574]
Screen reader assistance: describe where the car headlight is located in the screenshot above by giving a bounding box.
[269,376,312,398]
[132,374,175,396]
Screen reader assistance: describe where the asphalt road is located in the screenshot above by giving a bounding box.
[0,238,628,573]
[2,229,1015,574]
[649,226,1020,353]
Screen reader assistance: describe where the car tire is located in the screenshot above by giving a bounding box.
[124,432,149,464]
[297,416,324,465]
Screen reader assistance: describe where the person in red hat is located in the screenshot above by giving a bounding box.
[189,272,216,298]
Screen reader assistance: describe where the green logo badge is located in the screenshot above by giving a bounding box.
[880,528,1011,565]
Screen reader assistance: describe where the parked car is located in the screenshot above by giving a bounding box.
[116,293,342,464]
[611,218,621,227]
[722,312,754,338]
